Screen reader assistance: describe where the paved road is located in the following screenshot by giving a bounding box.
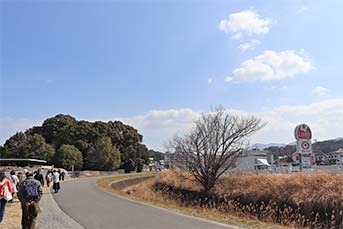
[53,177,240,229]
[37,187,84,229]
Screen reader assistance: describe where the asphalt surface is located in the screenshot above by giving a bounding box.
[37,187,84,229]
[53,177,240,229]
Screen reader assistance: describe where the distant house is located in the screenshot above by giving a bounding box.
[314,151,328,165]
[234,150,271,172]
[164,152,177,168]
[147,157,164,171]
[272,156,293,166]
[327,148,343,164]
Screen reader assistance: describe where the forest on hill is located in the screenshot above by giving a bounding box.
[265,138,343,156]
[0,114,151,172]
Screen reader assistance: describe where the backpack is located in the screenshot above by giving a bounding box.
[24,180,39,199]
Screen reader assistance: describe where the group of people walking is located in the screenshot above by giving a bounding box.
[0,168,66,228]
[45,169,64,193]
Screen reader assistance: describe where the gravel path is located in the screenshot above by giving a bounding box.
[36,185,84,229]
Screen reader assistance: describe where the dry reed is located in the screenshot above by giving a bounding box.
[130,170,343,228]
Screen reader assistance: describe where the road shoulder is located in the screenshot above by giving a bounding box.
[36,185,84,229]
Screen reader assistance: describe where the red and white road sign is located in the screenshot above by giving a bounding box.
[294,124,313,169]
[294,124,312,140]
[297,139,312,154]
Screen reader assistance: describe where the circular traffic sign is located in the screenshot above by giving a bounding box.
[294,124,312,140]
[301,141,310,150]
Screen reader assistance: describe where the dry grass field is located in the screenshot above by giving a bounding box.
[1,198,21,229]
[100,171,285,229]
[123,170,343,228]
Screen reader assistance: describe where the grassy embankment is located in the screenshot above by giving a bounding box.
[98,171,287,229]
[96,172,154,194]
[122,171,343,228]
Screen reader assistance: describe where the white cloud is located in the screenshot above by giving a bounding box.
[256,99,343,143]
[297,6,311,14]
[117,99,343,149]
[312,86,329,97]
[238,39,261,52]
[225,50,315,83]
[208,78,213,84]
[275,99,343,116]
[271,85,288,91]
[219,9,275,39]
[117,109,200,150]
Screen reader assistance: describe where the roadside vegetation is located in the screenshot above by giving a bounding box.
[98,172,284,229]
[96,173,153,194]
[125,170,343,228]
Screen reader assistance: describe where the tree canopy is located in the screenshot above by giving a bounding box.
[2,114,149,171]
[3,132,55,163]
[54,144,83,170]
[86,137,121,171]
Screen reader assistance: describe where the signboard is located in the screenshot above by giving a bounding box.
[294,124,313,170]
[292,152,315,164]
[302,154,313,167]
[297,139,312,154]
[294,124,312,140]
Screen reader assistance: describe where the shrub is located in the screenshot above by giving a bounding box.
[54,144,83,170]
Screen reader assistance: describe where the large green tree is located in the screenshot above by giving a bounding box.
[54,144,83,170]
[0,146,7,158]
[4,132,55,163]
[86,137,121,171]
[4,114,150,171]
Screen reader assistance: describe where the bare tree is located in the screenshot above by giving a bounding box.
[169,107,265,192]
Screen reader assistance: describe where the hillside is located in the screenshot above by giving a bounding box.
[265,138,343,156]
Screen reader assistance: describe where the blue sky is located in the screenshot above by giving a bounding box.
[2,0,343,150]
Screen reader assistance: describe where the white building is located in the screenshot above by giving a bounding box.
[234,150,271,172]
[327,148,343,164]
[164,152,177,168]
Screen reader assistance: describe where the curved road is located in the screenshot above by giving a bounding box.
[53,177,239,229]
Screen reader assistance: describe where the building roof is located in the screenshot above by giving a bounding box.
[256,159,270,166]
[241,150,268,157]
[0,158,47,163]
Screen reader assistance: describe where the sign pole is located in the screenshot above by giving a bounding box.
[72,165,75,177]
[299,153,303,172]
[294,124,313,172]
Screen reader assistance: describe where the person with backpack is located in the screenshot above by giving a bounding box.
[0,171,13,224]
[18,172,43,229]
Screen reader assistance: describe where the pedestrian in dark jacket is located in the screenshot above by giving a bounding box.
[34,169,44,187]
[18,172,43,229]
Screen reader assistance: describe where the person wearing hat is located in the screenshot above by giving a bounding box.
[18,172,43,229]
